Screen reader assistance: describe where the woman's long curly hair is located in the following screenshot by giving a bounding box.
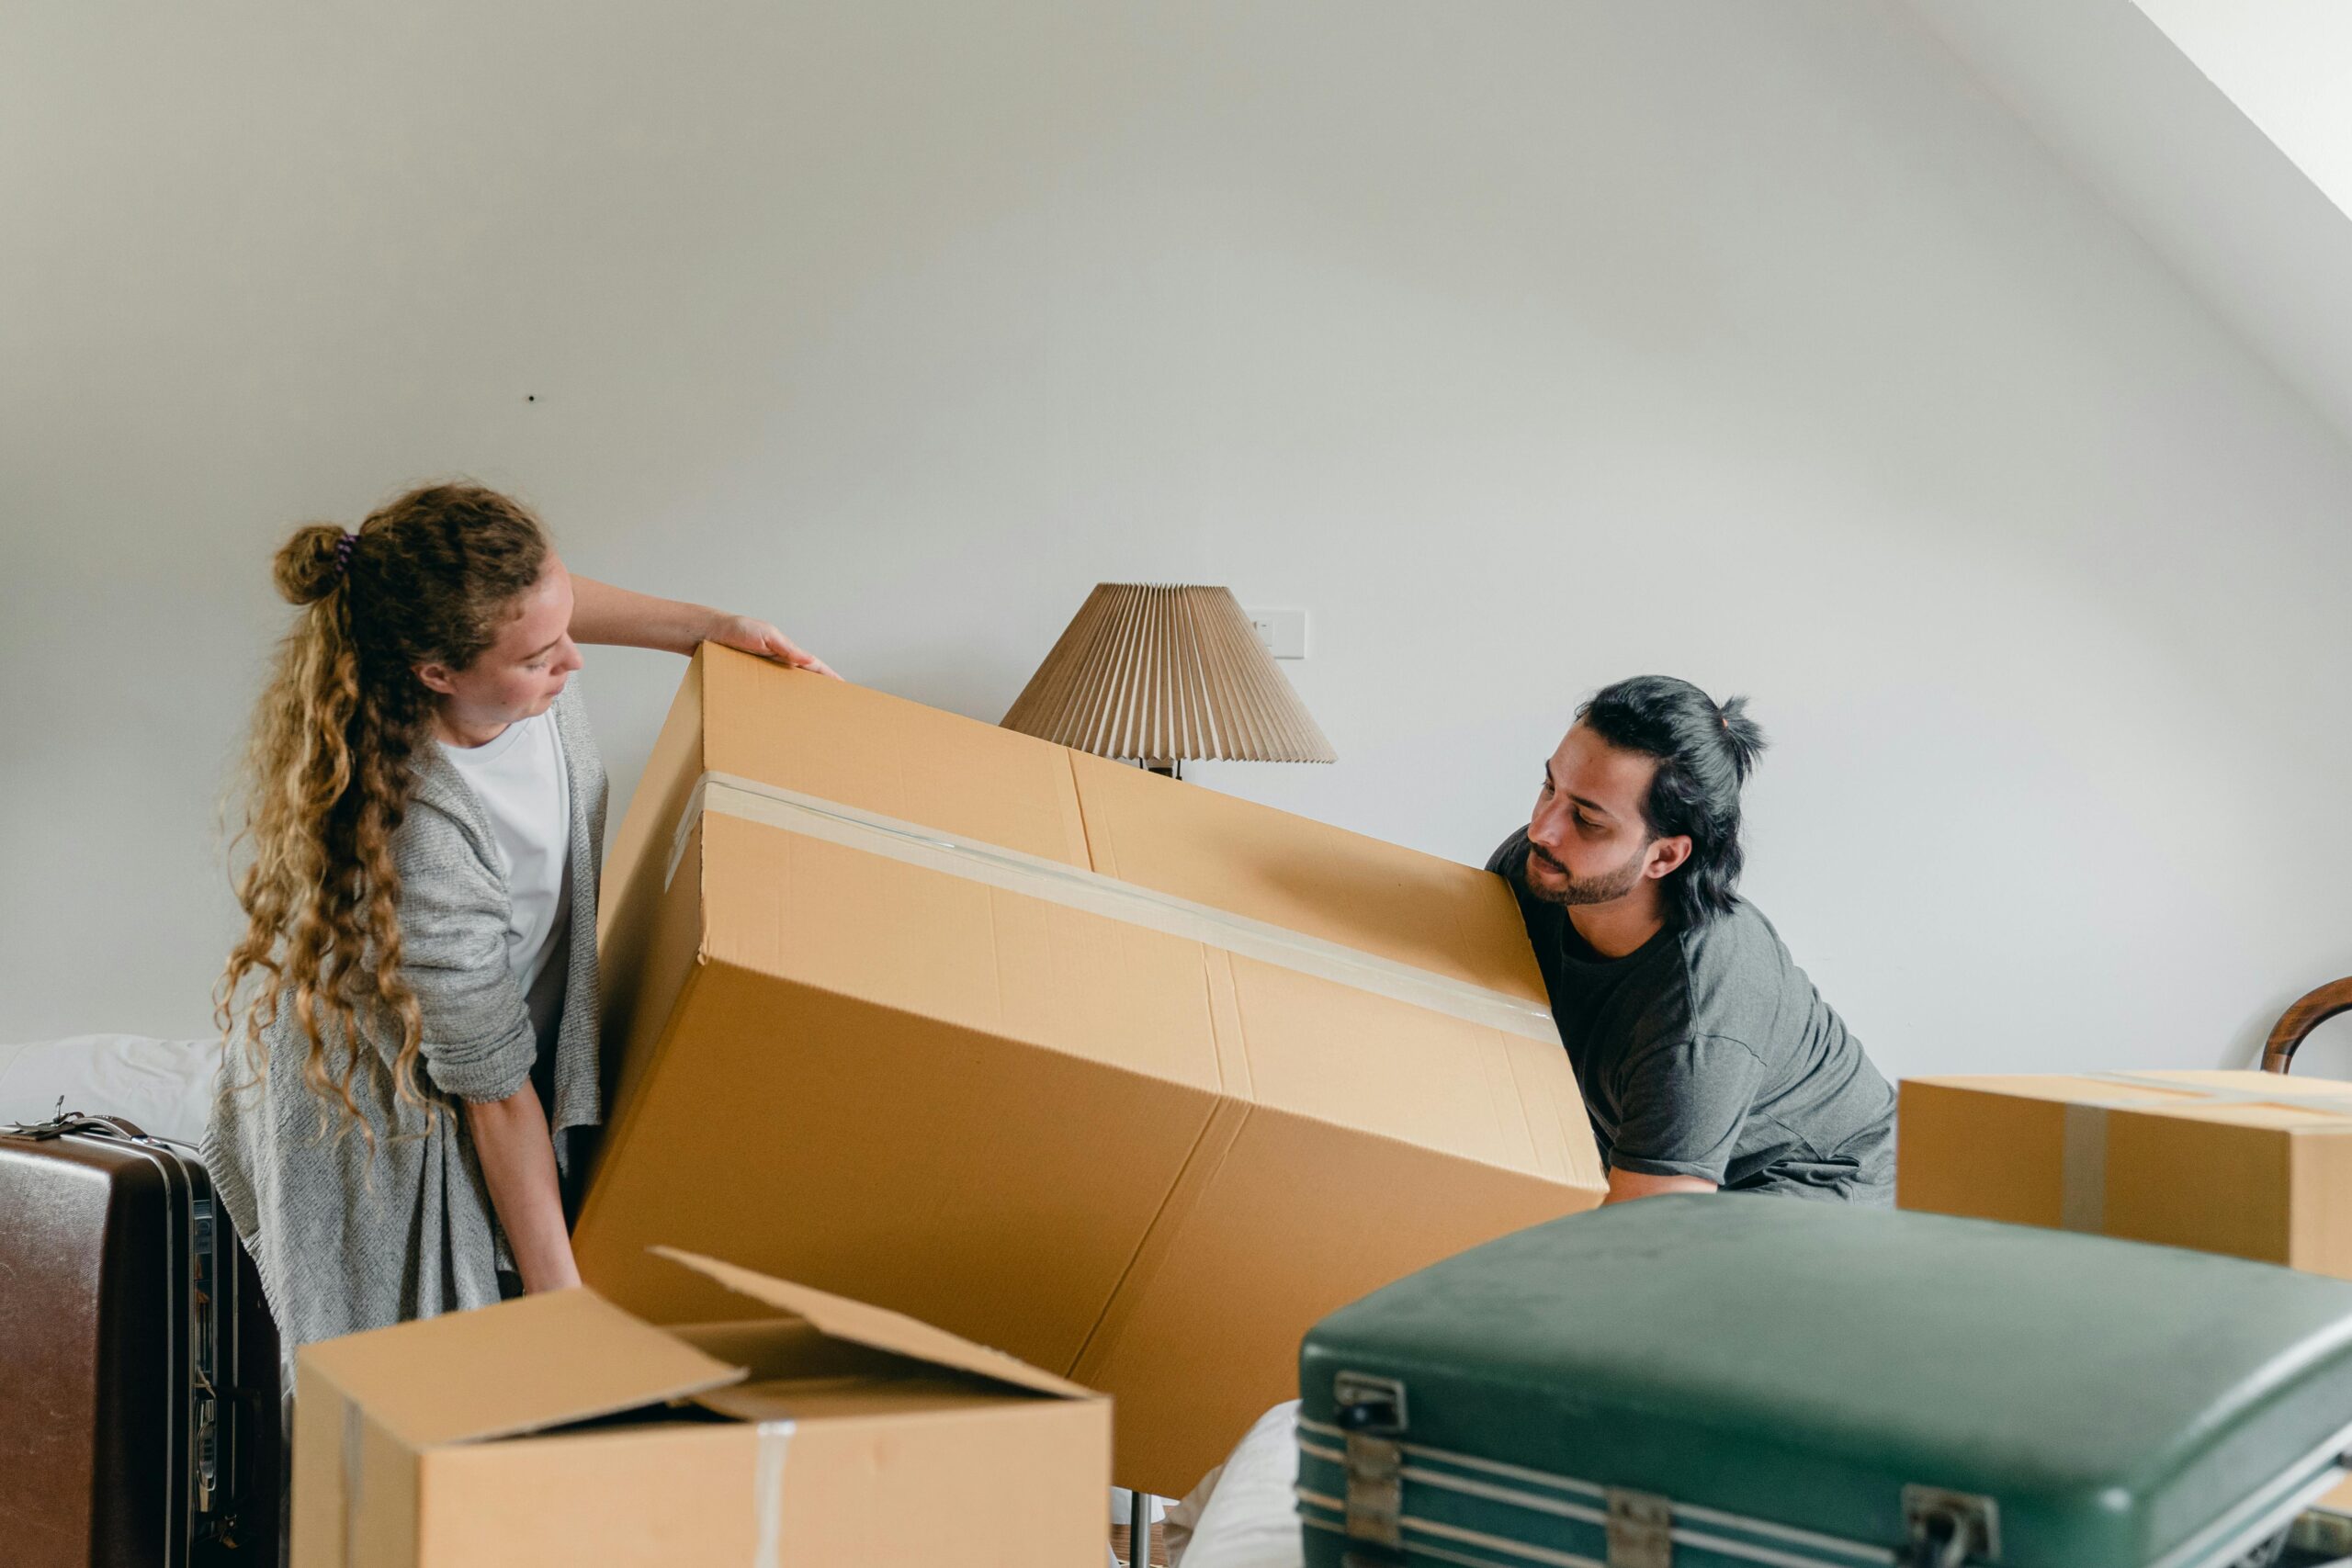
[217,483,551,1139]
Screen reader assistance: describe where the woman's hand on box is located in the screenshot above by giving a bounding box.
[708,614,842,681]
[569,575,842,676]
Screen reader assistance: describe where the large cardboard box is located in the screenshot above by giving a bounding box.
[1899,1069,2352,1276]
[578,646,1605,1494]
[291,1247,1108,1566]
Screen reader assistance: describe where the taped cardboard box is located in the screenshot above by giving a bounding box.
[1899,1069,2352,1276]
[578,646,1605,1495]
[290,1247,1108,1567]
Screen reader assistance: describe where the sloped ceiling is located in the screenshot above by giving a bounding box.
[2135,0,2352,221]
[1903,0,2352,448]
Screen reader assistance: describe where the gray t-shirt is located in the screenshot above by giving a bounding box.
[1489,829,1895,1202]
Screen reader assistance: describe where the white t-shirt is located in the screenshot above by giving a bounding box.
[438,709,573,1059]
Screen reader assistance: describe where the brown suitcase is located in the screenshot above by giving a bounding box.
[0,1112,281,1566]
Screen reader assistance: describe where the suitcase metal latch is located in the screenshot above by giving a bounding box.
[1904,1485,2000,1567]
[1606,1488,1674,1568]
[1335,1372,1408,1563]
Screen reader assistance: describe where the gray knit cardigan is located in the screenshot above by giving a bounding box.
[205,681,606,1353]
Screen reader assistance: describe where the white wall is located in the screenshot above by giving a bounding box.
[7,1,2352,1081]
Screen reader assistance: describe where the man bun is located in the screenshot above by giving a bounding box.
[1716,694,1767,784]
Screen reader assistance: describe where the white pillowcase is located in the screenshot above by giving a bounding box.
[0,1033,222,1146]
[1170,1401,1305,1568]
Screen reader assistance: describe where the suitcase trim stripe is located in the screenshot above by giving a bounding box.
[1295,1412,2352,1567]
[1296,1482,1891,1568]
[1299,1418,1895,1562]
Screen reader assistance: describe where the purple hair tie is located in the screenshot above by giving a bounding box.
[334,531,356,577]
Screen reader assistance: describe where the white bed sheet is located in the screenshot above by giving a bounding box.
[0,1032,221,1145]
[1170,1401,1306,1568]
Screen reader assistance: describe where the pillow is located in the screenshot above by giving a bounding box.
[1170,1401,1304,1568]
[0,1033,223,1146]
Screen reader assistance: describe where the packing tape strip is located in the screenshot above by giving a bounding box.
[2095,1071,2352,1112]
[752,1419,795,1568]
[665,770,1561,1044]
[2061,1102,2107,1234]
[2056,1073,2352,1232]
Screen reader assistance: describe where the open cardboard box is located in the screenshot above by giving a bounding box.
[578,647,1606,1494]
[290,1247,1108,1567]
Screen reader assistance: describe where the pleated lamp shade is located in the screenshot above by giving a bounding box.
[1002,583,1335,769]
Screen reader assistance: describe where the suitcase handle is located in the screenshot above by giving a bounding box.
[1,1108,158,1143]
[1907,1519,1971,1568]
[2265,978,2352,1074]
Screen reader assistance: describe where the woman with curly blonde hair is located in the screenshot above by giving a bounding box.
[208,481,833,1354]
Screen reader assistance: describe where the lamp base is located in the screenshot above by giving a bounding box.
[1140,759,1182,781]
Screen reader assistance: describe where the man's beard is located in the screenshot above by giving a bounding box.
[1525,840,1649,908]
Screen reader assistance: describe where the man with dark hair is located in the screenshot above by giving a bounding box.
[1489,676,1894,1205]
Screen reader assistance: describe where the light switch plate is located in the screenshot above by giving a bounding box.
[1247,607,1308,660]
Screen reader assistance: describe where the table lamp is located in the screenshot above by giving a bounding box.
[1001,583,1335,778]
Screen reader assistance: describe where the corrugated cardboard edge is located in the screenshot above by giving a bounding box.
[650,1246,1098,1402]
[573,829,715,1253]
[585,650,716,1224]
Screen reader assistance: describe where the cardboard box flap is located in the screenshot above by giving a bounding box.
[300,1286,747,1450]
[652,1247,1093,1400]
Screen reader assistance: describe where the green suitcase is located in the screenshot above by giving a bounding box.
[1297,1196,2352,1568]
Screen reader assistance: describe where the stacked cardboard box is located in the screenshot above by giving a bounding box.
[290,1248,1109,1566]
[575,647,1607,1494]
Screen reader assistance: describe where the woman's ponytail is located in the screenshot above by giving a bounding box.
[273,524,353,606]
[220,486,550,1146]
